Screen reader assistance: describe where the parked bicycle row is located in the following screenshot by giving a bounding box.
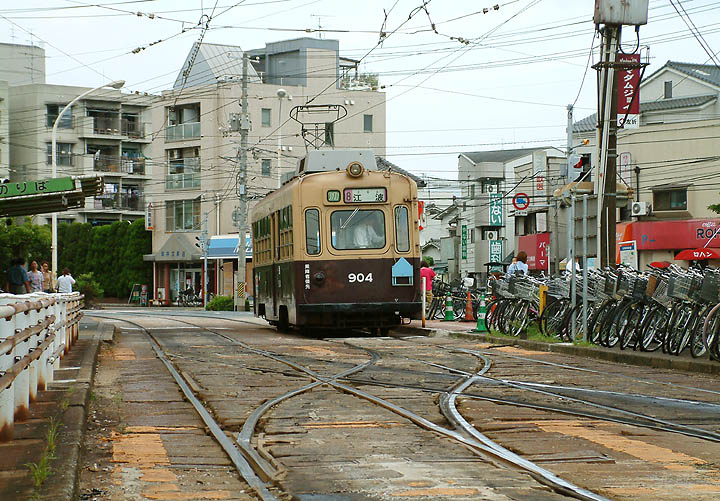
[483,264,720,362]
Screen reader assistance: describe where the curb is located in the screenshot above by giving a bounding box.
[39,319,112,500]
[397,325,720,376]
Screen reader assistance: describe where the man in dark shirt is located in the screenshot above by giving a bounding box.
[6,257,31,294]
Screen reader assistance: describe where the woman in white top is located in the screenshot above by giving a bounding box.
[56,268,76,293]
[506,251,529,278]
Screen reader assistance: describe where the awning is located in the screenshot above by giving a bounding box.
[674,248,720,260]
[143,234,201,262]
[0,176,104,217]
[207,234,251,259]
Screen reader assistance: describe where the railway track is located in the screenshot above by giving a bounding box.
[85,311,720,500]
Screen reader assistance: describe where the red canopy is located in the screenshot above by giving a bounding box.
[674,248,720,260]
[649,261,671,269]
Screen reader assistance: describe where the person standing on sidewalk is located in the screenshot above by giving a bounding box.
[5,257,31,294]
[420,261,436,310]
[41,261,54,293]
[56,268,76,293]
[28,260,43,292]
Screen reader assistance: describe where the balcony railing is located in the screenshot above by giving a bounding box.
[93,156,146,175]
[91,116,121,136]
[93,193,144,211]
[165,173,201,190]
[121,119,148,139]
[166,122,200,141]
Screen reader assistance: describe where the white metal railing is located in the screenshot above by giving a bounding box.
[0,292,84,442]
[165,122,200,141]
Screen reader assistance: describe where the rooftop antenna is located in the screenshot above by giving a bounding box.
[310,14,334,39]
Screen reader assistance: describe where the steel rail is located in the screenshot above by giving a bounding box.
[85,313,278,501]
[110,312,608,501]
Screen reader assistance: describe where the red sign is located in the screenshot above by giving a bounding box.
[675,248,720,260]
[536,176,545,192]
[617,53,640,128]
[622,220,720,250]
[518,233,550,271]
[512,192,530,211]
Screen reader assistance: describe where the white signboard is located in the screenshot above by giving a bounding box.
[145,202,153,231]
[618,240,638,270]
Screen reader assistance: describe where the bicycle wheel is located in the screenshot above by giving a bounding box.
[705,304,720,360]
[542,298,569,339]
[666,304,693,355]
[588,301,614,345]
[509,300,530,337]
[638,304,667,352]
[619,302,645,350]
[690,305,711,358]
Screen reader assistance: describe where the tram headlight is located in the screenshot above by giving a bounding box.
[346,162,364,178]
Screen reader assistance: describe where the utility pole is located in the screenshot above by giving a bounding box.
[195,212,209,307]
[236,53,251,311]
[595,25,621,267]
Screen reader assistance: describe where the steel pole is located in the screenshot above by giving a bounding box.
[582,194,589,341]
[570,194,576,339]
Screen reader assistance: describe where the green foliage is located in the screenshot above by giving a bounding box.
[75,272,104,302]
[422,255,435,266]
[206,295,234,311]
[340,72,379,89]
[710,199,720,214]
[1,219,151,298]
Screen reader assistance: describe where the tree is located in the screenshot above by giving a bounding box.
[710,199,720,214]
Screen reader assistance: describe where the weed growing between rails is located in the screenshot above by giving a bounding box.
[26,416,63,500]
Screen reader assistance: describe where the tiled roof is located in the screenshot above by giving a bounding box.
[376,156,426,187]
[460,148,540,164]
[573,94,718,132]
[664,61,720,88]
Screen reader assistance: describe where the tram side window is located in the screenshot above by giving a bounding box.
[305,209,321,255]
[394,206,410,252]
[252,216,272,265]
[277,206,294,260]
[330,210,386,250]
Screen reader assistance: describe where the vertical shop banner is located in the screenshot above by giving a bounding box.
[489,193,503,226]
[618,152,632,190]
[461,224,467,259]
[532,150,547,201]
[489,239,503,272]
[617,53,641,129]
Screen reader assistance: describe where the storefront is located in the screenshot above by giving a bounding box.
[517,233,551,273]
[616,219,720,268]
[143,234,203,304]
[206,234,252,299]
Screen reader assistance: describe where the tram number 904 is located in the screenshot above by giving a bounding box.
[348,273,374,283]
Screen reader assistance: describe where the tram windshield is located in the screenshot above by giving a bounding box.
[330,209,386,250]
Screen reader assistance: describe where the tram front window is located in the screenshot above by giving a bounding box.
[331,209,386,250]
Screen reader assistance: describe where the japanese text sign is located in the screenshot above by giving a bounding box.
[617,53,640,129]
[488,193,503,226]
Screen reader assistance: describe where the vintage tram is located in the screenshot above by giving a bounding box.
[251,149,422,332]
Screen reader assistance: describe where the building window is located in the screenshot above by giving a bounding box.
[664,81,673,99]
[469,228,475,244]
[363,114,373,132]
[261,159,271,177]
[166,104,200,141]
[324,122,335,147]
[165,198,201,232]
[654,189,687,211]
[46,143,73,166]
[469,184,475,199]
[46,104,72,128]
[261,108,271,127]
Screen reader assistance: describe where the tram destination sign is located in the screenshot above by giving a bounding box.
[344,187,387,203]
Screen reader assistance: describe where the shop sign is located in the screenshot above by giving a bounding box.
[0,177,75,198]
[518,233,550,271]
[489,193,503,226]
[619,240,638,269]
[489,239,503,272]
[630,219,720,250]
[617,53,640,129]
[461,225,467,259]
[145,202,153,230]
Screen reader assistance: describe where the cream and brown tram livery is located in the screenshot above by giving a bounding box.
[251,149,423,332]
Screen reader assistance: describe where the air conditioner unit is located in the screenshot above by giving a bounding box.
[484,230,498,241]
[631,201,650,216]
[486,184,497,193]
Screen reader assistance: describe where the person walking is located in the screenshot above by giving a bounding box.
[56,268,76,293]
[41,261,54,293]
[28,260,43,292]
[420,260,436,309]
[6,257,31,294]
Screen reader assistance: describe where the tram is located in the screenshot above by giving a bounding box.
[250,149,423,332]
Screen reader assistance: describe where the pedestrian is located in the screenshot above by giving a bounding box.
[41,261,54,293]
[28,260,43,292]
[420,260,436,308]
[56,268,76,293]
[5,257,31,294]
[506,251,529,279]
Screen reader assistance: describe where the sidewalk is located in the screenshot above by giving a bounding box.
[0,317,109,500]
[395,318,720,376]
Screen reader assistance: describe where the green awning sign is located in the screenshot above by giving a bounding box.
[0,177,76,199]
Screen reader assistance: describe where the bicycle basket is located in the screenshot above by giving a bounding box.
[645,275,658,297]
[699,271,720,303]
[547,278,570,299]
[616,273,632,296]
[667,274,694,301]
[631,276,649,300]
[651,276,673,308]
[603,275,617,297]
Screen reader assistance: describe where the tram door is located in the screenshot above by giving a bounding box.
[271,211,279,318]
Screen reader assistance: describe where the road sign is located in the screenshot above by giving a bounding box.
[512,192,530,211]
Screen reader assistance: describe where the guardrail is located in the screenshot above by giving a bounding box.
[0,292,84,442]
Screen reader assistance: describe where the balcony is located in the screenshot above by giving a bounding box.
[166,122,200,141]
[122,119,151,141]
[93,192,144,211]
[93,156,146,175]
[165,158,201,190]
[76,116,123,138]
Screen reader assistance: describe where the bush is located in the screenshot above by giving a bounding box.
[422,255,434,266]
[75,272,104,303]
[205,295,234,311]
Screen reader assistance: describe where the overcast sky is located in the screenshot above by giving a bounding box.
[2,0,719,181]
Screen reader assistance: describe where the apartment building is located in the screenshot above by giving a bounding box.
[0,80,8,179]
[145,38,387,303]
[2,43,155,225]
[571,61,720,268]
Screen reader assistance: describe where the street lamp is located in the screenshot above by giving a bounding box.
[276,88,291,186]
[51,79,125,284]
